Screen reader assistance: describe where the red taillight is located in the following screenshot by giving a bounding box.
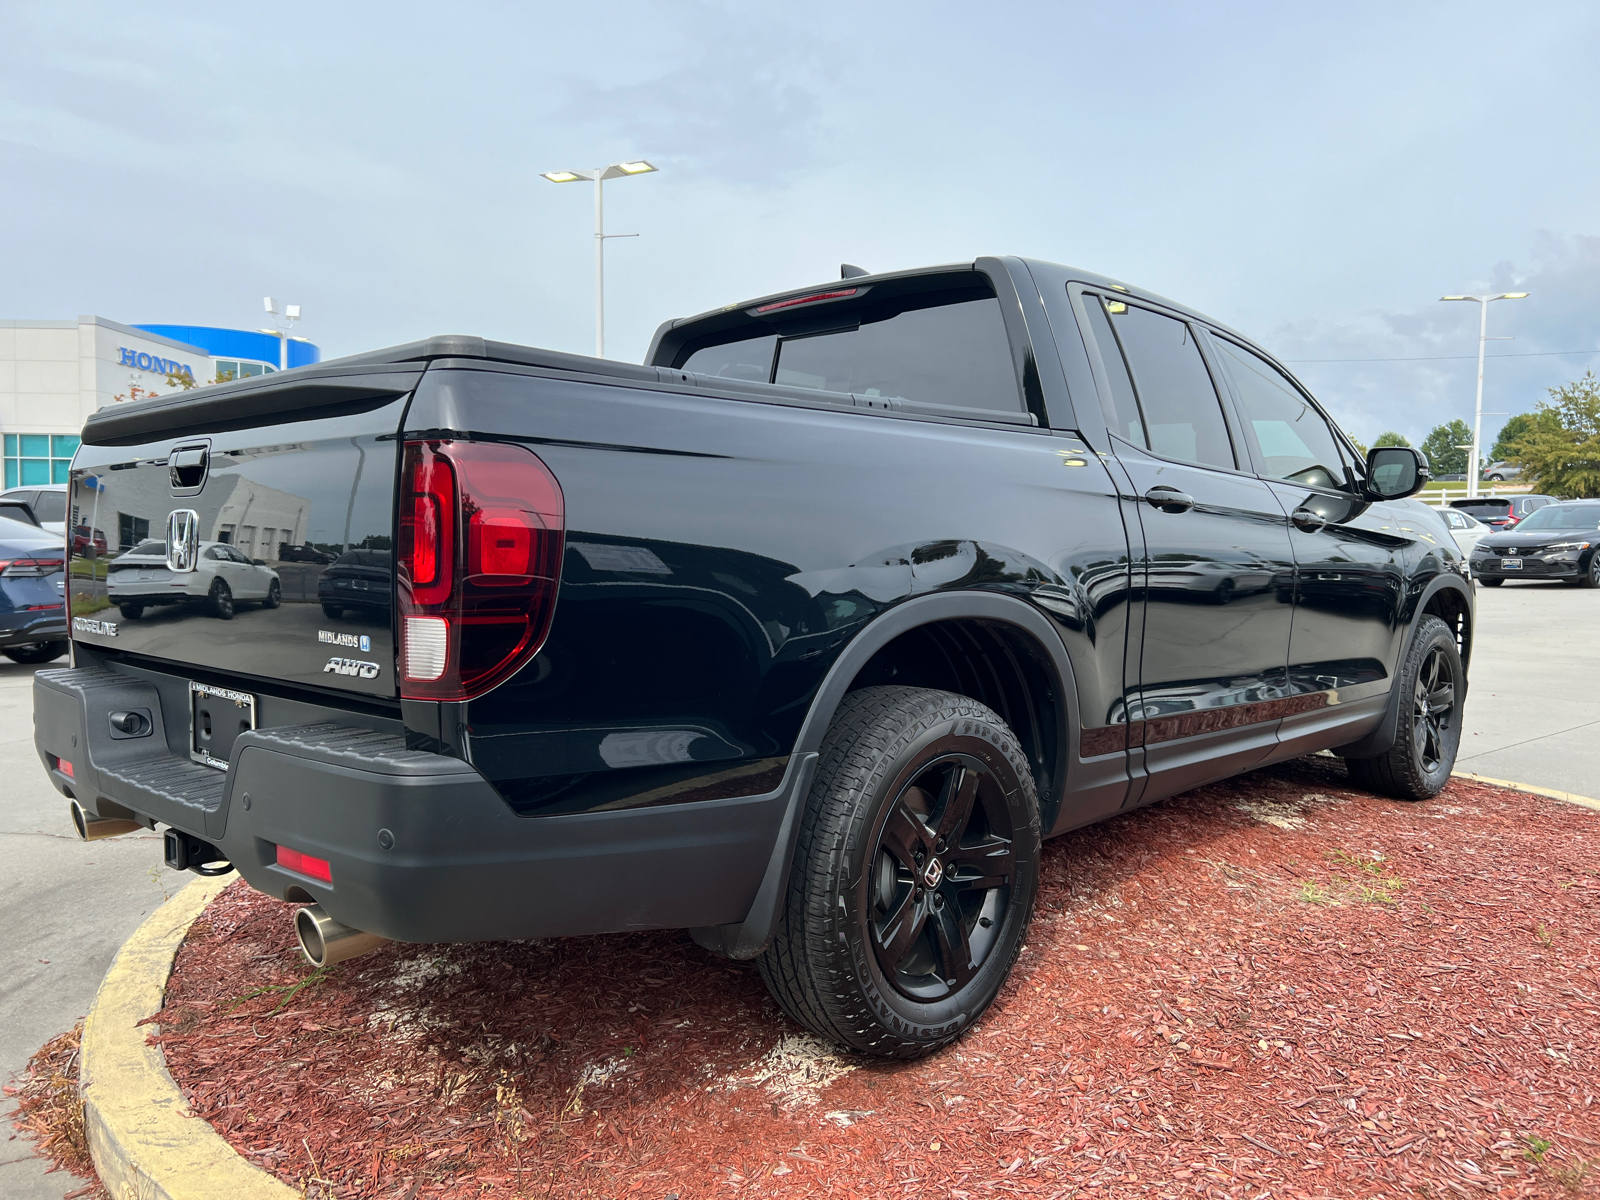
[276,845,332,883]
[57,758,74,778]
[397,440,565,701]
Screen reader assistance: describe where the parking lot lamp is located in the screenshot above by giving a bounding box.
[1440,291,1528,498]
[260,298,303,372]
[541,161,658,358]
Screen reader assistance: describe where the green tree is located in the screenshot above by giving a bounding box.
[1506,371,1600,498]
[1348,436,1370,458]
[1420,419,1472,475]
[1373,431,1411,448]
[1489,412,1534,462]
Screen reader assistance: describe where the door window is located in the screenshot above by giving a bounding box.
[1086,296,1236,469]
[1080,296,1146,448]
[1212,338,1352,491]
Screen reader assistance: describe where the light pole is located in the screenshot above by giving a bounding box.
[541,160,658,358]
[1440,291,1528,498]
[260,297,303,372]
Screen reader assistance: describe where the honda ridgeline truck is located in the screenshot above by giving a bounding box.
[36,258,1471,1057]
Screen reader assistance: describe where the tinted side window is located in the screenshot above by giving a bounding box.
[1106,303,1235,469]
[1213,339,1350,490]
[1080,295,1146,448]
[680,335,777,383]
[771,297,1021,413]
[33,491,66,523]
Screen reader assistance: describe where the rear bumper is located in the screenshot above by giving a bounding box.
[0,609,67,648]
[33,663,790,944]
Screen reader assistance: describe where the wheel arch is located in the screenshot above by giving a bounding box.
[1335,572,1473,760]
[692,590,1077,961]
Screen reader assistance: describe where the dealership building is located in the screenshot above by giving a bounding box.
[0,318,320,489]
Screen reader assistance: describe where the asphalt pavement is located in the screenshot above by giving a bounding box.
[0,658,172,1200]
[1,579,1595,1197]
[1454,577,1600,796]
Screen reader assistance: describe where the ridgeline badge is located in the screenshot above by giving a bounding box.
[73,616,118,637]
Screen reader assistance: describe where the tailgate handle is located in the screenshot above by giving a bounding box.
[168,442,210,492]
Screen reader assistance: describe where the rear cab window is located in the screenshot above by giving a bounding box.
[663,272,1035,424]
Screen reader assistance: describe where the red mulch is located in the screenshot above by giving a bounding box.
[5,1022,109,1199]
[92,760,1600,1196]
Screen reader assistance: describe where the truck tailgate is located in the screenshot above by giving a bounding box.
[67,393,410,698]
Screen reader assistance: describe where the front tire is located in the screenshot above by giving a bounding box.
[1344,615,1463,800]
[1581,554,1600,590]
[209,579,235,620]
[2,640,68,664]
[757,686,1041,1058]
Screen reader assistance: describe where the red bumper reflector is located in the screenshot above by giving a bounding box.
[57,758,74,778]
[276,845,332,883]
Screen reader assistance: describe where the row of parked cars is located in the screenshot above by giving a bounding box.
[1442,494,1600,588]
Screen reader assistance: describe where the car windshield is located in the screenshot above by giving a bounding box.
[127,540,166,556]
[1511,504,1600,532]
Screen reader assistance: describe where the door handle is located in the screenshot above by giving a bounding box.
[1143,487,1194,514]
[1291,507,1327,533]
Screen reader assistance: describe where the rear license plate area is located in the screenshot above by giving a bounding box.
[1501,558,1522,570]
[190,682,257,770]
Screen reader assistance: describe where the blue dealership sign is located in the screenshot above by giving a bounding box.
[119,347,194,379]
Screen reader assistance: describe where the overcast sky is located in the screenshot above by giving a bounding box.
[5,0,1599,449]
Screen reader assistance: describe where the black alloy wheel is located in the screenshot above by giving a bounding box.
[868,754,1016,1002]
[263,578,282,608]
[757,686,1041,1058]
[1344,614,1463,800]
[1410,643,1456,775]
[210,578,235,620]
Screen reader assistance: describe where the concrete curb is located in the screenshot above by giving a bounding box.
[1452,770,1600,813]
[79,872,298,1200]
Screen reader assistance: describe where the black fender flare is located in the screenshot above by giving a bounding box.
[1334,571,1474,761]
[692,589,1077,960]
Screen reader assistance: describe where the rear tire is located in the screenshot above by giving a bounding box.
[1344,615,1462,801]
[118,603,144,620]
[210,579,234,620]
[321,602,343,620]
[2,641,67,664]
[756,686,1041,1058]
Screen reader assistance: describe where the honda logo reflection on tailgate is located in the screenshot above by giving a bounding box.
[324,657,381,680]
[166,509,199,572]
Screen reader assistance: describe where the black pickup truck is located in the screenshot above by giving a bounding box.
[36,257,1472,1057]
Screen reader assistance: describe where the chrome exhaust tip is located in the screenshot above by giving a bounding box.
[70,800,142,841]
[294,904,388,968]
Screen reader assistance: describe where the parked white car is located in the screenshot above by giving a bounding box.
[1441,507,1490,557]
[0,483,68,538]
[106,540,282,620]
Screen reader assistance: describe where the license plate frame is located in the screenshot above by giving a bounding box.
[1501,557,1522,570]
[189,681,257,771]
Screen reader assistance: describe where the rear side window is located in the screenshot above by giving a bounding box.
[771,297,1020,413]
[33,491,67,523]
[1081,297,1146,447]
[1086,296,1235,469]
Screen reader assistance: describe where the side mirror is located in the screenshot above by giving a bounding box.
[1364,446,1429,500]
[252,558,266,566]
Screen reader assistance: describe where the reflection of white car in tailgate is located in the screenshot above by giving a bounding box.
[106,540,282,620]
